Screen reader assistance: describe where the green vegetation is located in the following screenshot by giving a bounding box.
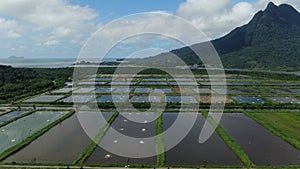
[245,111,300,150]
[155,112,165,167]
[202,111,255,167]
[74,111,119,165]
[0,65,73,104]
[0,110,75,162]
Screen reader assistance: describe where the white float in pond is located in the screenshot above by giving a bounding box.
[113,140,118,143]
[104,154,111,159]
[11,139,16,142]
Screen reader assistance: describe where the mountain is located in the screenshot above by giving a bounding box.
[8,56,25,60]
[140,2,300,71]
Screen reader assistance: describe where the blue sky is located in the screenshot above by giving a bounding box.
[0,0,298,59]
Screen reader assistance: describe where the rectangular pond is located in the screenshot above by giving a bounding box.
[0,111,68,155]
[73,88,95,94]
[23,95,65,103]
[267,97,300,104]
[200,82,227,86]
[166,96,198,104]
[289,89,300,94]
[169,82,198,86]
[142,78,167,81]
[95,88,115,94]
[134,88,152,93]
[96,95,128,103]
[60,95,94,103]
[216,113,300,166]
[193,88,212,94]
[52,88,74,93]
[129,96,161,103]
[139,82,167,86]
[78,82,107,86]
[84,112,157,165]
[4,112,113,164]
[231,82,261,86]
[153,88,172,94]
[213,88,242,94]
[232,96,265,104]
[163,113,242,166]
[113,88,132,93]
[110,82,136,85]
[0,110,29,125]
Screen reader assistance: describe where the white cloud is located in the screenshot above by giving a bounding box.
[176,0,300,39]
[0,0,98,28]
[0,0,99,46]
[0,18,22,39]
[44,40,60,46]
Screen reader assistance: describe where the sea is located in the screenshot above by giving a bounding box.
[0,58,119,68]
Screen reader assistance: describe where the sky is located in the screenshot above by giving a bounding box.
[0,0,299,59]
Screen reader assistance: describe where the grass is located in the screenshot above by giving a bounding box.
[245,111,300,150]
[74,111,119,165]
[202,111,255,168]
[155,112,165,167]
[0,109,75,162]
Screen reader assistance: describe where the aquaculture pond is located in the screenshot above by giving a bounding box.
[85,112,157,165]
[153,88,172,94]
[232,96,265,104]
[129,96,161,103]
[163,113,242,166]
[169,82,197,86]
[96,95,128,103]
[213,88,242,94]
[200,82,228,86]
[231,82,261,86]
[52,88,74,93]
[142,78,167,81]
[73,88,95,94]
[95,88,115,93]
[165,96,198,104]
[113,88,132,93]
[193,88,212,94]
[4,112,113,164]
[60,95,94,103]
[267,97,300,104]
[0,111,68,155]
[139,82,167,86]
[134,88,152,93]
[110,82,136,85]
[289,89,300,94]
[23,95,65,103]
[0,110,29,125]
[217,113,300,166]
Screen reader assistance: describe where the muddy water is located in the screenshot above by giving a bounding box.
[85,112,156,165]
[4,112,113,164]
[217,113,300,166]
[163,113,242,166]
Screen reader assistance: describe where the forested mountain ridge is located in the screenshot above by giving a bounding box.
[148,2,300,71]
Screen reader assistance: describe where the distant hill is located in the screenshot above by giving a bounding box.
[140,2,300,71]
[8,56,25,59]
